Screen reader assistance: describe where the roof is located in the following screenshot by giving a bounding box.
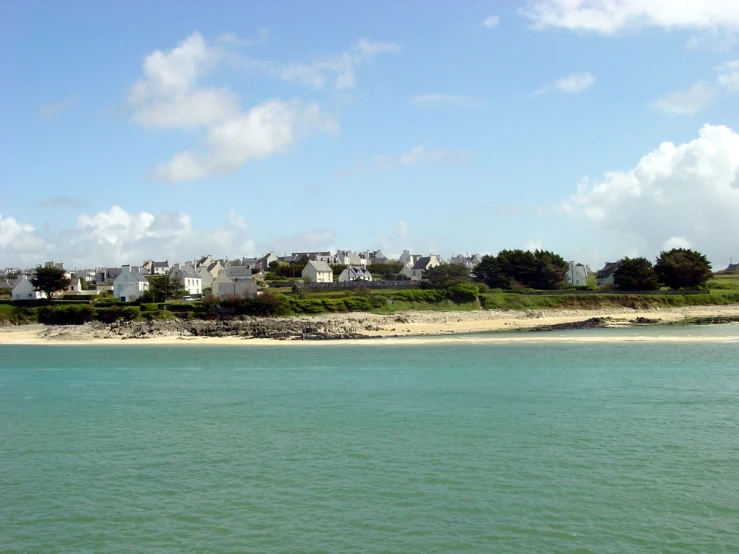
[0,279,13,289]
[152,261,169,268]
[225,266,253,278]
[412,257,434,270]
[173,268,200,278]
[726,263,739,272]
[596,262,621,278]
[306,260,333,273]
[347,266,372,276]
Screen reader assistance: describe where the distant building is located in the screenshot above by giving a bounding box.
[596,261,621,286]
[170,267,203,296]
[338,266,373,283]
[44,261,64,270]
[449,254,481,269]
[113,265,150,302]
[411,255,441,281]
[302,261,333,283]
[143,260,170,275]
[11,275,46,301]
[567,262,591,286]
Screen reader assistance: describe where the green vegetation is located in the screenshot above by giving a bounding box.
[31,266,70,300]
[655,248,712,289]
[142,274,187,302]
[473,249,568,290]
[613,257,660,291]
[423,264,471,287]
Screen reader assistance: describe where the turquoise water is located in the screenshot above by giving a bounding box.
[2,340,739,552]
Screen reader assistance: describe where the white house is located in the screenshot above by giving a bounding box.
[400,264,414,280]
[302,260,333,283]
[211,267,258,299]
[449,254,481,269]
[567,262,591,286]
[338,266,373,283]
[143,260,169,275]
[216,280,258,299]
[411,255,441,281]
[113,265,150,302]
[198,261,223,290]
[170,268,202,296]
[11,276,46,301]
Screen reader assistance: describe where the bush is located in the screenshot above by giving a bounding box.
[37,304,95,325]
[140,303,159,312]
[121,306,141,321]
[446,283,480,303]
[145,310,176,321]
[393,289,447,303]
[96,307,122,323]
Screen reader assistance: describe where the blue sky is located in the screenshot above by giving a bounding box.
[2,0,739,269]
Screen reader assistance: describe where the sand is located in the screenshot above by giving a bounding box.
[2,304,739,346]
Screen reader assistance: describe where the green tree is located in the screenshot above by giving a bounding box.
[423,264,471,287]
[31,266,70,300]
[530,250,569,290]
[613,257,660,291]
[472,255,506,289]
[654,248,712,289]
[143,275,186,302]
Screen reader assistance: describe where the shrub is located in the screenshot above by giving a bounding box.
[96,307,122,323]
[37,304,95,325]
[140,303,159,312]
[446,283,480,303]
[121,306,141,321]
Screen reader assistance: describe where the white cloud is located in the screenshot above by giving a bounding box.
[524,239,544,252]
[153,99,338,183]
[651,82,719,115]
[534,72,596,96]
[0,206,266,268]
[38,97,77,121]
[0,215,47,264]
[561,124,739,264]
[129,32,340,182]
[521,0,739,35]
[277,39,401,90]
[410,94,485,109]
[482,16,500,28]
[652,60,739,115]
[337,144,465,178]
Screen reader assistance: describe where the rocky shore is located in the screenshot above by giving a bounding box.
[19,304,739,343]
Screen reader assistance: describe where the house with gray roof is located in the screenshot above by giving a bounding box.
[339,266,373,283]
[302,260,333,283]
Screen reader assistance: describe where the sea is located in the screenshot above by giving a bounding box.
[2,326,739,552]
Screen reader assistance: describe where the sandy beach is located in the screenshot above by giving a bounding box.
[2,304,739,346]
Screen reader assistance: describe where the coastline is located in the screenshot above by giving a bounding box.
[2,304,739,346]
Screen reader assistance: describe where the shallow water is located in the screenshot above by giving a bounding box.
[2,340,739,552]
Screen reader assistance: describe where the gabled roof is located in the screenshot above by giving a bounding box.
[726,263,738,272]
[596,261,621,278]
[306,260,333,273]
[347,266,372,276]
[412,257,433,270]
[173,268,200,278]
[152,261,169,268]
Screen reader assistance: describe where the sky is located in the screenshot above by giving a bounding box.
[2,0,739,271]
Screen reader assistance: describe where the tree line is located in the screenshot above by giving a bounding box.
[612,249,712,291]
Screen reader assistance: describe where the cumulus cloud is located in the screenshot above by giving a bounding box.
[128,32,340,183]
[152,99,338,183]
[336,144,466,178]
[410,94,485,110]
[561,124,739,264]
[0,215,47,265]
[482,16,500,28]
[652,60,739,115]
[521,0,739,35]
[534,72,596,96]
[0,206,264,268]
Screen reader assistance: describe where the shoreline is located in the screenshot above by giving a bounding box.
[2,304,739,346]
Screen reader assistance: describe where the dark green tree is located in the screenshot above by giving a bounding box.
[423,264,471,287]
[530,250,569,290]
[613,257,660,291]
[142,275,186,302]
[31,266,70,300]
[654,248,712,289]
[473,255,506,289]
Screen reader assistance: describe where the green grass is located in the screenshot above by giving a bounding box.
[707,274,739,291]
[479,292,739,311]
[371,300,480,314]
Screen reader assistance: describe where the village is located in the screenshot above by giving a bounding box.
[0,249,602,303]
